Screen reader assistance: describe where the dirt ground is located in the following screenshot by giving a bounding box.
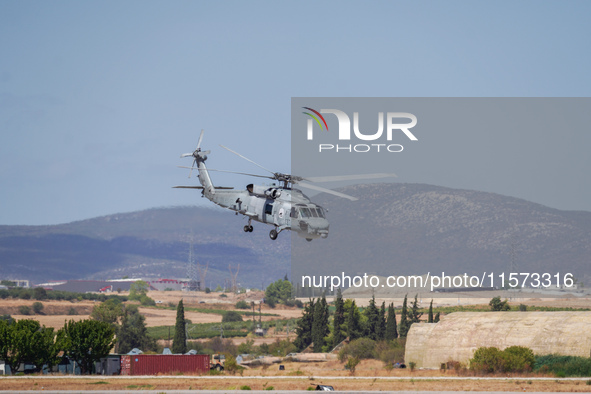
[3,292,591,330]
[3,294,591,390]
[0,290,302,329]
[1,360,591,392]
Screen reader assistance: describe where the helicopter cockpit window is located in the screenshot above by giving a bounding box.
[299,208,311,218]
[309,208,318,217]
[291,207,297,218]
[315,208,325,218]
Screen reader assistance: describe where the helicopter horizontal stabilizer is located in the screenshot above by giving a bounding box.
[173,186,234,190]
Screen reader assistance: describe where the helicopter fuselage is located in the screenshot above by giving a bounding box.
[194,150,329,240]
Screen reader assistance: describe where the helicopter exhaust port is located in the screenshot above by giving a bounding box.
[264,188,281,199]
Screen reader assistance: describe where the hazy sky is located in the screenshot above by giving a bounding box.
[1,1,590,225]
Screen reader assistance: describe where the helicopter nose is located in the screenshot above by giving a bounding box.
[318,220,329,238]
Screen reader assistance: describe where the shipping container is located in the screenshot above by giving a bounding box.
[120,354,210,375]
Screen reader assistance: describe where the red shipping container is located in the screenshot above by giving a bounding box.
[120,354,210,375]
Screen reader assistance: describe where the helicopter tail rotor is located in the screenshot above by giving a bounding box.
[180,129,209,178]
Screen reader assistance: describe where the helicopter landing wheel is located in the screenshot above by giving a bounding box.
[243,225,249,232]
[269,229,278,240]
[248,225,253,232]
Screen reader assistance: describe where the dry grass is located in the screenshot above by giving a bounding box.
[1,374,590,392]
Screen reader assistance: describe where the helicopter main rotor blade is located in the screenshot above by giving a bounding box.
[304,173,397,183]
[177,166,274,179]
[196,129,204,150]
[298,181,359,201]
[219,144,276,176]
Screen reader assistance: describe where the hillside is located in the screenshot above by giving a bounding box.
[1,183,590,289]
[0,206,290,287]
[293,183,591,287]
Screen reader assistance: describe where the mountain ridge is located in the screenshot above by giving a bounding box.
[1,183,590,287]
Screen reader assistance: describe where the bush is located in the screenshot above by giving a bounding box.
[68,307,78,315]
[345,356,360,374]
[19,290,31,300]
[503,346,535,372]
[265,297,276,308]
[33,287,48,300]
[224,354,245,376]
[489,296,510,311]
[535,354,591,377]
[140,295,156,306]
[375,339,405,365]
[222,311,244,323]
[470,346,535,374]
[32,301,44,314]
[470,347,505,373]
[18,305,31,315]
[338,338,376,362]
[205,287,211,294]
[235,300,249,309]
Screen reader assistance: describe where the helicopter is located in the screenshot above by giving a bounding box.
[176,131,397,241]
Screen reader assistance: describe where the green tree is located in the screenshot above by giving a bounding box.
[385,303,398,340]
[311,295,329,352]
[408,294,423,324]
[377,302,387,340]
[90,298,124,325]
[332,288,346,348]
[117,305,155,354]
[60,319,116,374]
[172,300,187,354]
[129,280,149,301]
[398,295,411,338]
[264,278,293,306]
[489,296,511,311]
[294,299,315,351]
[0,319,62,373]
[428,299,434,323]
[434,312,441,323]
[345,300,363,340]
[33,287,48,300]
[235,300,249,309]
[363,296,380,340]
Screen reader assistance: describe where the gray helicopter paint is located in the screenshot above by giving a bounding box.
[180,132,330,241]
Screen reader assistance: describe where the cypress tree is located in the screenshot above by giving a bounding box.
[346,300,362,340]
[428,299,434,323]
[332,288,345,348]
[312,295,329,352]
[294,299,315,351]
[385,303,398,340]
[434,312,441,323]
[408,294,423,323]
[363,295,380,340]
[172,300,187,354]
[398,294,410,338]
[376,301,387,340]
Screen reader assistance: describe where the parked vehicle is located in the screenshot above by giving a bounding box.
[210,354,225,371]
